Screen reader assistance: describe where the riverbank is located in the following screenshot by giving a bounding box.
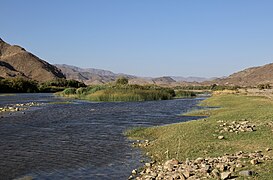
[126,93,273,179]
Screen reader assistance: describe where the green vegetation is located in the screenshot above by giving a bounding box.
[59,83,176,102]
[59,77,208,102]
[115,76,129,85]
[0,78,86,93]
[126,94,273,179]
[175,90,197,98]
[0,78,39,93]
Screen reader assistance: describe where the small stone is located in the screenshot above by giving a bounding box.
[145,162,152,167]
[150,172,157,177]
[220,172,231,180]
[211,169,220,178]
[218,136,224,140]
[163,158,179,170]
[229,166,235,172]
[239,170,255,176]
[182,170,191,178]
[132,169,137,174]
[145,168,151,173]
[250,159,258,165]
[236,163,244,168]
[266,148,272,152]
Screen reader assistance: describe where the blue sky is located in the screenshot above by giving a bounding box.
[1,0,273,77]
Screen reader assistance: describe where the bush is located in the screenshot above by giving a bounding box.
[115,77,129,85]
[0,78,39,93]
[175,90,196,98]
[63,88,77,95]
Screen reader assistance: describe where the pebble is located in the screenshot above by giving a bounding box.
[145,163,152,167]
[239,170,255,177]
[250,159,258,165]
[220,172,231,180]
[132,169,137,174]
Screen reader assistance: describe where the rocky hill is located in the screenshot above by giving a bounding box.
[171,76,216,83]
[55,64,136,85]
[207,63,273,86]
[0,38,65,82]
[56,64,212,86]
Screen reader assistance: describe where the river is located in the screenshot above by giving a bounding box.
[0,93,205,180]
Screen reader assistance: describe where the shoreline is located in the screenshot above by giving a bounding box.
[127,93,273,179]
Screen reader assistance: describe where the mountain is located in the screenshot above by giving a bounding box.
[171,76,216,83]
[207,63,273,86]
[56,64,216,86]
[55,64,136,85]
[0,38,65,82]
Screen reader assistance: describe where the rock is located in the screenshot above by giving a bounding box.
[150,172,157,177]
[236,163,243,168]
[250,159,258,165]
[145,168,151,173]
[163,158,179,170]
[182,170,191,178]
[229,166,235,172]
[266,148,272,152]
[132,169,137,174]
[211,169,220,178]
[145,162,152,167]
[218,136,224,140]
[220,172,231,180]
[239,170,255,176]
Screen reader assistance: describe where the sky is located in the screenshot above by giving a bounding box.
[1,0,273,78]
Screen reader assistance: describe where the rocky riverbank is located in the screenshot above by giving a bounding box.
[127,94,273,179]
[129,150,272,180]
[0,102,43,115]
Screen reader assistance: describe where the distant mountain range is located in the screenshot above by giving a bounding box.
[54,64,136,85]
[55,64,215,85]
[1,38,273,87]
[0,38,65,82]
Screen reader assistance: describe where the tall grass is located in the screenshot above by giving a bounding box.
[59,84,175,102]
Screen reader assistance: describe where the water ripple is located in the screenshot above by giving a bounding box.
[0,94,205,180]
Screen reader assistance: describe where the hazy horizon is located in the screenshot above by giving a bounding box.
[2,0,273,78]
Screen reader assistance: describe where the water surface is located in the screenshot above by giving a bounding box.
[0,93,205,180]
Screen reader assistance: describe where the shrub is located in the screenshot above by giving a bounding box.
[115,77,129,85]
[0,78,38,93]
[175,90,196,98]
[63,88,77,95]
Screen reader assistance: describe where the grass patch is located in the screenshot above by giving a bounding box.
[126,94,273,179]
[58,84,176,102]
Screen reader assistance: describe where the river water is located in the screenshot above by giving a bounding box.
[0,93,205,180]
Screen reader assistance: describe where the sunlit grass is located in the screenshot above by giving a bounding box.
[126,94,273,179]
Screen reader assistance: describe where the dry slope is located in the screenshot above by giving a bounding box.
[210,63,273,86]
[0,38,65,82]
